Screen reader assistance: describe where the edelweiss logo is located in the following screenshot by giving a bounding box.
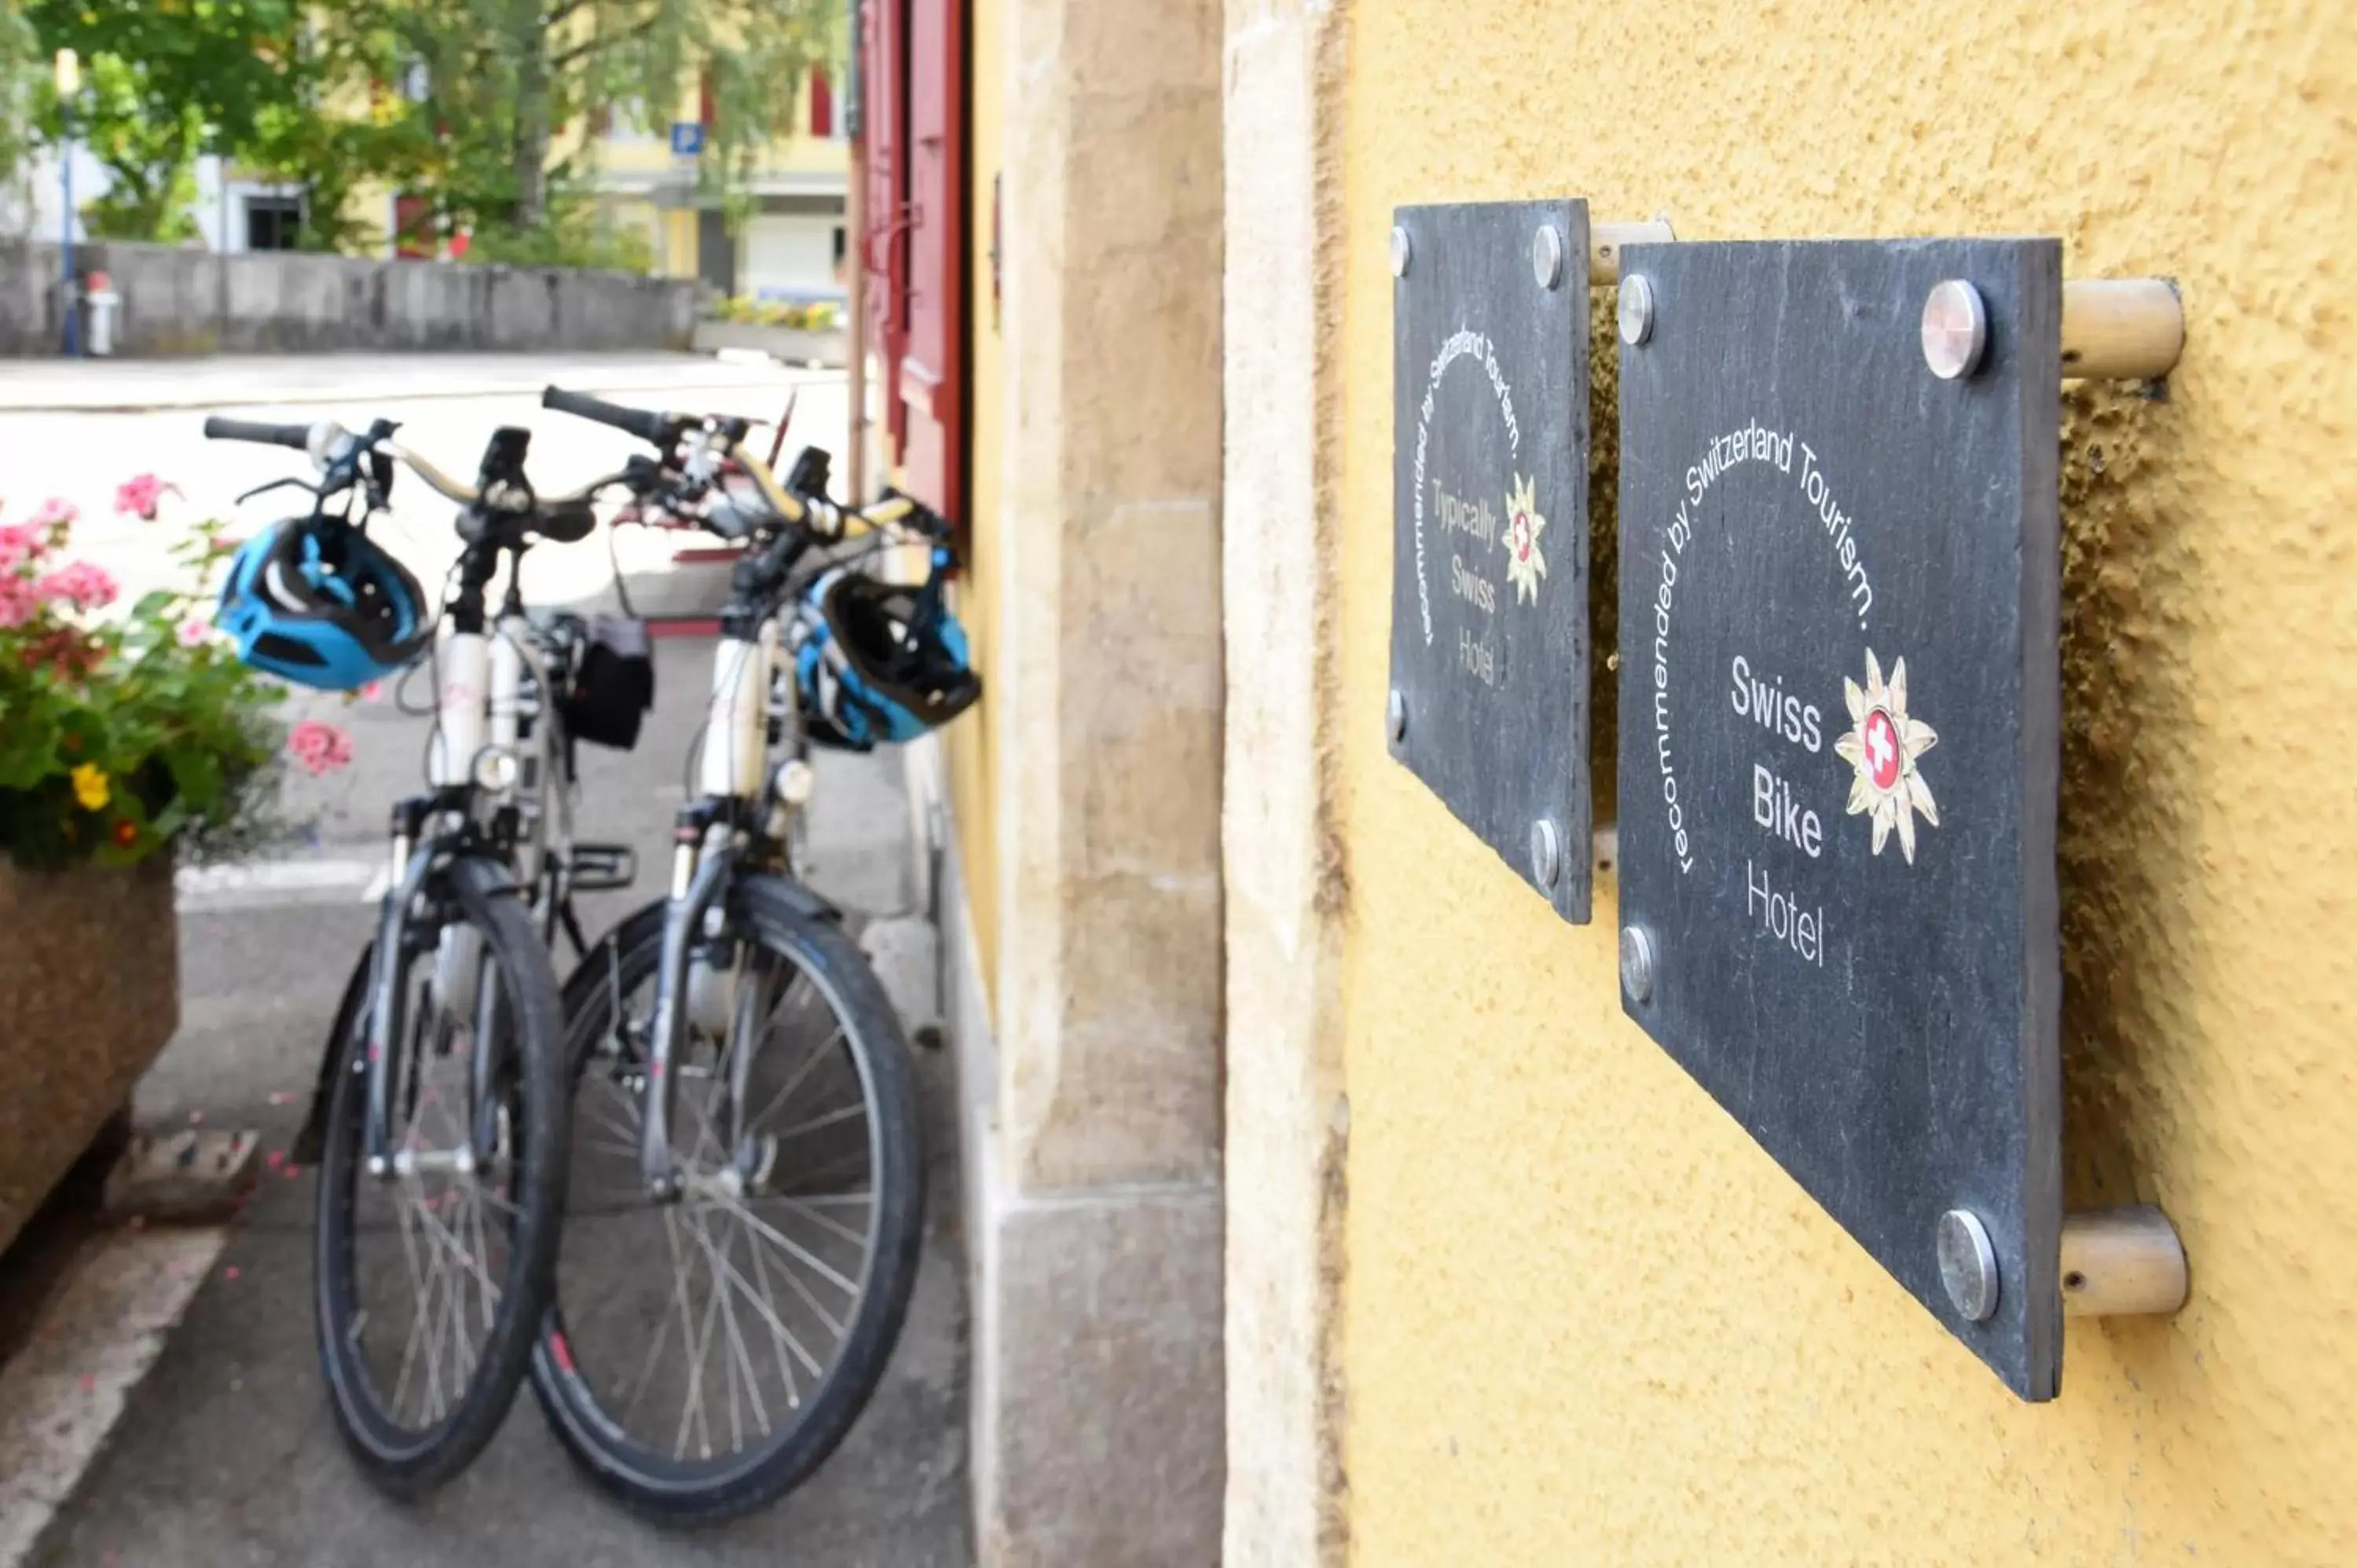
[1502,472,1546,604]
[1833,649,1939,863]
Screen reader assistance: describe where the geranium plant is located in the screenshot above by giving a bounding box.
[0,482,290,870]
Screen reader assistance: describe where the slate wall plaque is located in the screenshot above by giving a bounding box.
[1389,199,1591,922]
[1615,239,2063,1398]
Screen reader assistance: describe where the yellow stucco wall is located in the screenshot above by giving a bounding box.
[948,0,1003,995]
[1337,4,2356,1565]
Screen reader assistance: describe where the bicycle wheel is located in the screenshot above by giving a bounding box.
[313,855,570,1495]
[530,878,925,1522]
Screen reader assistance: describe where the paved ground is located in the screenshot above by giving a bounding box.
[0,357,969,1568]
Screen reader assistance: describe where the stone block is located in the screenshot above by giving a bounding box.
[973,1185,1225,1568]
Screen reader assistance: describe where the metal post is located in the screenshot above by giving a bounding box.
[1589,219,1676,286]
[59,115,77,357]
[2061,1205,2190,1317]
[845,0,869,500]
[2060,279,2185,382]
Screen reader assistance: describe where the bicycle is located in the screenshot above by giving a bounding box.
[206,413,632,1493]
[521,385,975,1521]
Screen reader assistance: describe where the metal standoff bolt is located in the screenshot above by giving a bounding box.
[1388,225,1413,279]
[2060,1205,2189,1317]
[1589,218,1675,287]
[1618,274,1655,346]
[1922,280,1989,381]
[1618,924,1657,1004]
[1530,819,1561,888]
[1386,687,1407,742]
[1532,224,1565,291]
[2060,280,2185,381]
[1937,1208,2000,1322]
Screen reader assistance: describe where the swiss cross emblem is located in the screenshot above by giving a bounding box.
[1862,708,1901,790]
[1834,649,1940,864]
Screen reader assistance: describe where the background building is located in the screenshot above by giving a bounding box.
[576,69,848,299]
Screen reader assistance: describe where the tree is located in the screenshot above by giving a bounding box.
[0,2,39,231]
[25,0,310,243]
[326,0,838,247]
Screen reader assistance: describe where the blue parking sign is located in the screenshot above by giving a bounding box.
[669,122,706,157]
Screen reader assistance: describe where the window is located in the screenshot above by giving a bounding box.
[246,196,303,251]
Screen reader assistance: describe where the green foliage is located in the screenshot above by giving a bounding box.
[0,489,284,870]
[322,0,838,247]
[27,0,310,245]
[463,190,653,274]
[0,2,39,207]
[712,294,840,330]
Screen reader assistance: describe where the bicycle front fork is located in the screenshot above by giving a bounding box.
[640,805,740,1202]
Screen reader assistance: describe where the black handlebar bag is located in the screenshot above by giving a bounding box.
[561,615,655,750]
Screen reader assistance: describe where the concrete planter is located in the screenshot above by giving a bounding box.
[0,857,179,1252]
[691,318,848,365]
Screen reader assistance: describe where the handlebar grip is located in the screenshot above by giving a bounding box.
[541,386,671,445]
[203,416,311,451]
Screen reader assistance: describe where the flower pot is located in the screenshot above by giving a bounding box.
[0,855,179,1253]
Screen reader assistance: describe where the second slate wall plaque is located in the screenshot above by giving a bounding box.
[1388,198,1592,923]
[1615,238,2065,1400]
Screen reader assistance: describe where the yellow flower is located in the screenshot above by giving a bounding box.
[71,763,109,811]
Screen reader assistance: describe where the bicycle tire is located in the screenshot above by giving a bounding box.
[529,878,926,1523]
[313,854,571,1496]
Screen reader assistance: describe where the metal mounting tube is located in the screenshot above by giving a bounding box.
[2061,1205,2189,1317]
[1590,220,1676,285]
[2061,279,2185,381]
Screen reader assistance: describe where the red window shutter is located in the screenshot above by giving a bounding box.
[809,66,834,138]
[896,0,967,526]
[862,0,911,460]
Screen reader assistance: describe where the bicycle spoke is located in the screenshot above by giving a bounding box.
[743,1022,846,1132]
[698,1196,856,1331]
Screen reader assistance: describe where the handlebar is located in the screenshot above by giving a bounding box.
[541,385,675,446]
[203,416,312,452]
[540,384,948,544]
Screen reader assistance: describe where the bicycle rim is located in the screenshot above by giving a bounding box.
[314,863,565,1488]
[536,892,922,1512]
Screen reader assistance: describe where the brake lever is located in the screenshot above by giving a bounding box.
[235,474,323,507]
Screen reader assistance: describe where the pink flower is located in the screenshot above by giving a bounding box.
[35,560,119,612]
[0,522,46,572]
[287,719,354,777]
[26,497,76,530]
[0,575,35,629]
[357,680,385,703]
[178,617,211,647]
[113,474,179,521]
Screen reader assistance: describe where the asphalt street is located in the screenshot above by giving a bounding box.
[0,356,970,1568]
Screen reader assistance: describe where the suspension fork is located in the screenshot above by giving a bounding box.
[365,801,440,1176]
[642,807,738,1202]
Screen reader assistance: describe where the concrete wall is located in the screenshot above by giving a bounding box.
[1314,2,2357,1566]
[0,243,697,357]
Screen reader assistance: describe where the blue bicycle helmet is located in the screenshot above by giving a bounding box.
[794,553,981,750]
[217,516,432,691]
